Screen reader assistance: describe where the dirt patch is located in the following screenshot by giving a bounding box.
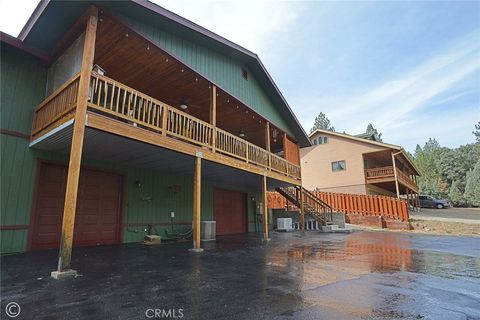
[409,219,480,237]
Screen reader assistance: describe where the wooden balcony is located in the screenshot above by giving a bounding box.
[31,72,301,182]
[365,166,417,192]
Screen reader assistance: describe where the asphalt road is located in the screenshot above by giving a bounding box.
[410,207,480,224]
[1,231,479,319]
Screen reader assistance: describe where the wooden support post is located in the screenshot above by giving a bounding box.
[210,85,217,152]
[262,175,269,241]
[191,156,203,252]
[415,193,420,212]
[407,188,413,210]
[300,188,305,233]
[53,12,98,277]
[391,151,400,198]
[265,122,271,152]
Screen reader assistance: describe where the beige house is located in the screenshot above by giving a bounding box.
[301,129,420,202]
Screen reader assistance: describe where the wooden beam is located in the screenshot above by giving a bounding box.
[265,122,270,152]
[192,156,202,250]
[56,12,98,273]
[210,85,217,152]
[86,112,302,186]
[391,151,400,198]
[262,175,269,241]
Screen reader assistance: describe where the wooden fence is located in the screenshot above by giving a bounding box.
[268,191,409,222]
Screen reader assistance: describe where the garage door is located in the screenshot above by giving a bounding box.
[31,163,122,249]
[214,188,247,235]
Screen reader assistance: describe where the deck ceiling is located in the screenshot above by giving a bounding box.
[93,15,283,150]
[368,181,410,195]
[363,150,416,175]
[30,122,289,190]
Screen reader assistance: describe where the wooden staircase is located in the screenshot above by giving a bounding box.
[276,186,334,226]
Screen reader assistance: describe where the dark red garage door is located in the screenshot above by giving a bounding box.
[31,163,122,249]
[214,188,247,235]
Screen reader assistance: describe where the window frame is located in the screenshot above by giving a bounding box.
[331,160,346,172]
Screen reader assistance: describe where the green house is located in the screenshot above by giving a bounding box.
[0,1,310,274]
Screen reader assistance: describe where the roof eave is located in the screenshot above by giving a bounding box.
[18,0,311,147]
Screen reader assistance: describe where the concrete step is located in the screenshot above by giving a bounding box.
[320,224,353,233]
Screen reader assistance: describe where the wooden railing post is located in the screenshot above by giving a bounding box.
[210,85,217,152]
[300,188,305,233]
[53,11,98,278]
[262,175,270,241]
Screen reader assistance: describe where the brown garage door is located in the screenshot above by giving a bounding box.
[214,188,247,235]
[31,163,122,249]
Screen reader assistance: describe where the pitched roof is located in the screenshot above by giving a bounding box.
[309,129,420,175]
[14,0,311,147]
[354,132,378,141]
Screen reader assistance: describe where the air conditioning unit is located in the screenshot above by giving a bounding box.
[201,220,216,241]
[277,218,293,231]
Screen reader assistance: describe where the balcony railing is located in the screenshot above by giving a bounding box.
[32,73,80,137]
[31,72,301,181]
[365,166,417,191]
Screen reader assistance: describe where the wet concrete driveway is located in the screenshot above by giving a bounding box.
[1,231,479,319]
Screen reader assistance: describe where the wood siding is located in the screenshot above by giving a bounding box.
[114,12,295,138]
[301,132,386,191]
[1,45,47,134]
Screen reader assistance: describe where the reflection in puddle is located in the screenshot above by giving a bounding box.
[265,232,480,319]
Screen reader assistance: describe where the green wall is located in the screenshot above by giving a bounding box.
[1,44,48,253]
[115,12,295,137]
[0,34,266,255]
[122,166,262,243]
[1,45,47,134]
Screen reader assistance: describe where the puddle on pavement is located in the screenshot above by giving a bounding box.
[265,232,480,319]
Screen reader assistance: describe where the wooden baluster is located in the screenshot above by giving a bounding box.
[103,80,108,108]
[109,83,115,110]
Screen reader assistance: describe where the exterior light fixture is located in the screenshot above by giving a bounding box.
[180,104,188,110]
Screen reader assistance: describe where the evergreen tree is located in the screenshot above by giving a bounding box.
[366,123,383,141]
[464,160,480,206]
[310,112,335,133]
[474,122,480,143]
[448,180,466,207]
[413,138,444,197]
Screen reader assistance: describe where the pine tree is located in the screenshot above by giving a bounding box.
[310,112,335,133]
[464,160,480,206]
[473,122,480,143]
[448,180,466,207]
[366,123,383,141]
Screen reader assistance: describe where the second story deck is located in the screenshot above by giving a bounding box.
[27,9,306,186]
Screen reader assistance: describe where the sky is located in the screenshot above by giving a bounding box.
[1,1,479,152]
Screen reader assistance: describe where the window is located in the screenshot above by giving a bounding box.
[332,160,346,172]
[312,136,328,145]
[241,67,248,80]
